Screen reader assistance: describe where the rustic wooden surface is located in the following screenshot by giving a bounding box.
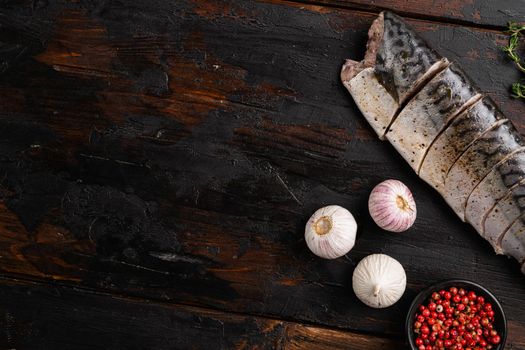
[0,277,400,349]
[293,0,525,27]
[0,0,524,349]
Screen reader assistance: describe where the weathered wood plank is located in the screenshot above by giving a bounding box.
[0,0,524,346]
[0,277,401,349]
[287,0,525,28]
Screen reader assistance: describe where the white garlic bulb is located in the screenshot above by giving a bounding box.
[352,254,406,308]
[368,179,416,232]
[305,205,357,259]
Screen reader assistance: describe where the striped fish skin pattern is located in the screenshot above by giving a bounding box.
[419,98,504,192]
[500,215,525,265]
[386,63,479,171]
[375,11,442,104]
[341,12,446,139]
[341,11,525,274]
[466,150,525,236]
[444,121,524,221]
[484,183,525,252]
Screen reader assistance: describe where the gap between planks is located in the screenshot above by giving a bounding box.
[0,271,402,342]
[275,0,509,32]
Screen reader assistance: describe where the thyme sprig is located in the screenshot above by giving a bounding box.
[512,82,525,99]
[503,22,525,99]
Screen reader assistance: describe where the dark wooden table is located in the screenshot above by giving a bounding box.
[1,0,525,349]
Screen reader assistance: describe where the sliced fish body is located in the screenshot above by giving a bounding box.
[341,12,448,138]
[484,182,525,252]
[500,216,525,265]
[385,64,479,171]
[466,149,525,236]
[343,67,399,137]
[443,121,523,221]
[376,11,444,105]
[341,11,525,274]
[419,98,504,192]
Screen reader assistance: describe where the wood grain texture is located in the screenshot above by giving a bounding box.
[288,0,525,28]
[0,0,524,348]
[0,277,401,349]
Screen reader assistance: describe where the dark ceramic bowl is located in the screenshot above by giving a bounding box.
[406,280,506,349]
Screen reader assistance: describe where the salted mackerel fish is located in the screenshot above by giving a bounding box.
[341,11,525,274]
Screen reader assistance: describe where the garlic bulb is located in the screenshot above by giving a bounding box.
[305,205,357,259]
[368,179,416,232]
[352,254,406,308]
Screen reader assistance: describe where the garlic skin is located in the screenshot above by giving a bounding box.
[352,254,406,308]
[305,205,357,259]
[368,179,416,232]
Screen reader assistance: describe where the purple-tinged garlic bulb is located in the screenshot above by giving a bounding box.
[305,205,357,259]
[368,179,416,232]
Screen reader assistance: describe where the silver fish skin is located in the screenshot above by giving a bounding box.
[375,11,444,104]
[484,182,525,252]
[419,98,504,192]
[444,120,523,221]
[500,216,525,265]
[386,64,480,171]
[341,11,525,274]
[466,149,525,236]
[343,67,399,138]
[341,12,448,139]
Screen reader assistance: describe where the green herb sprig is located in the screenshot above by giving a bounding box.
[503,22,525,99]
[512,82,525,99]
